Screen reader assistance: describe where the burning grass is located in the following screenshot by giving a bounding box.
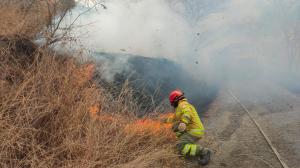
[0,1,187,167]
[0,36,186,167]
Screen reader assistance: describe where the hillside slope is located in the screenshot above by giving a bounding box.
[0,1,188,167]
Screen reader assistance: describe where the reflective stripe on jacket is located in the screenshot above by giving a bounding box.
[174,99,205,137]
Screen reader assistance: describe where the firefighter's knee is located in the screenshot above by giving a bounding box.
[181,144,197,156]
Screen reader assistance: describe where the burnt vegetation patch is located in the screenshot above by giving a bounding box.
[93,52,219,116]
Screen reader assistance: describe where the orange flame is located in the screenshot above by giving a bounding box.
[89,105,99,116]
[88,105,175,139]
[125,119,172,134]
[89,105,116,122]
[124,113,175,139]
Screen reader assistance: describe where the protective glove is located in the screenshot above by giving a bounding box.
[172,122,187,132]
[178,122,187,132]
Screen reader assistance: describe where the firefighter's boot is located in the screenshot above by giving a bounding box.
[197,148,212,166]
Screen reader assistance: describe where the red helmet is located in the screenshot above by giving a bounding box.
[169,89,184,106]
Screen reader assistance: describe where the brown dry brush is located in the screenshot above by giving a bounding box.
[0,0,49,37]
[0,0,76,43]
[0,1,186,167]
[0,38,185,168]
[0,40,183,167]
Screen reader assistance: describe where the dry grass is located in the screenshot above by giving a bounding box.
[0,40,186,167]
[0,0,48,37]
[0,0,75,38]
[0,1,187,167]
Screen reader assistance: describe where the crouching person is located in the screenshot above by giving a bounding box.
[165,89,212,165]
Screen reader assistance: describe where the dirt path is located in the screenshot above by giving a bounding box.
[202,81,300,168]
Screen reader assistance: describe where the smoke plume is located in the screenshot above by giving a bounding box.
[72,0,300,83]
[67,0,300,106]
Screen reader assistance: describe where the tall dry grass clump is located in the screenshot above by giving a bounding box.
[0,0,75,39]
[0,0,48,37]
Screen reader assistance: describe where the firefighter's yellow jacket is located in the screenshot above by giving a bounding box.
[167,99,205,138]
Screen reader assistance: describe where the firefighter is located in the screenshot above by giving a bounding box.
[166,89,212,165]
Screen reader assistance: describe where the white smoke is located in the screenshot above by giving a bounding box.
[191,0,300,80]
[71,0,300,84]
[73,0,192,59]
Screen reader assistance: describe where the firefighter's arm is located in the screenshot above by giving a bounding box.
[171,110,191,133]
[174,107,192,132]
[180,107,192,125]
[160,113,175,124]
[166,115,175,123]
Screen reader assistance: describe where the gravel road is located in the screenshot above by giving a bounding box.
[201,80,300,168]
